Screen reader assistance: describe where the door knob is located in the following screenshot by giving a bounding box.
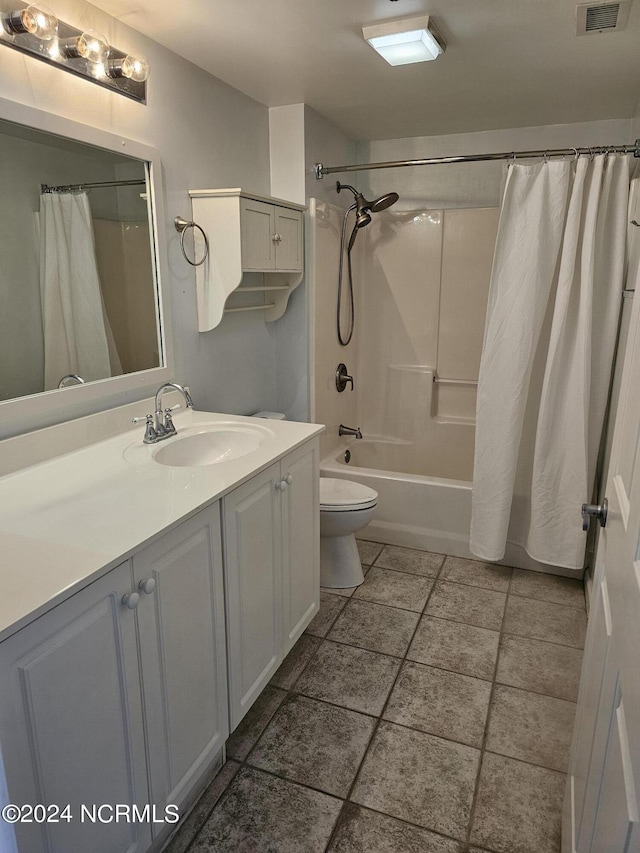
[581,498,608,531]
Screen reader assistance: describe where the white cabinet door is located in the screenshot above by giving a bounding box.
[281,440,320,654]
[0,562,150,853]
[563,258,640,851]
[240,198,276,270]
[274,207,303,272]
[133,504,228,829]
[223,463,281,730]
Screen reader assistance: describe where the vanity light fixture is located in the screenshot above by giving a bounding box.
[0,0,148,102]
[362,15,445,66]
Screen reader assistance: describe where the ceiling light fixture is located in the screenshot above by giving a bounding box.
[0,1,148,102]
[362,15,445,66]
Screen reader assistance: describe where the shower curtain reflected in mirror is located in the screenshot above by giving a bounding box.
[39,191,121,391]
[471,154,630,570]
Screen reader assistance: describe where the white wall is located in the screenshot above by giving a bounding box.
[270,104,356,423]
[0,0,273,437]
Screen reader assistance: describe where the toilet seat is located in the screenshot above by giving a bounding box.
[320,477,378,512]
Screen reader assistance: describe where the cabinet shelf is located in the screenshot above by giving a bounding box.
[188,188,306,331]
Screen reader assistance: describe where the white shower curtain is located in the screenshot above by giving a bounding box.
[470,154,630,570]
[40,191,114,391]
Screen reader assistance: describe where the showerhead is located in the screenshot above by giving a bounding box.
[336,181,399,224]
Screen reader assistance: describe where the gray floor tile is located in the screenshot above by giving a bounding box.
[503,595,587,648]
[306,591,348,637]
[226,685,287,760]
[496,635,583,701]
[327,803,463,853]
[426,582,506,630]
[374,545,444,577]
[249,694,375,797]
[471,753,565,853]
[329,598,420,657]
[353,567,434,611]
[351,721,480,841]
[486,684,576,772]
[165,760,241,853]
[510,568,585,609]
[191,766,342,853]
[407,616,500,681]
[440,556,512,592]
[270,635,321,690]
[384,661,492,748]
[357,539,384,565]
[296,640,400,716]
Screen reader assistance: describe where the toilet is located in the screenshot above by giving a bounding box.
[320,477,378,588]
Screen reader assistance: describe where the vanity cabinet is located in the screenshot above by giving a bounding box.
[0,503,227,853]
[223,439,320,730]
[0,561,151,853]
[188,188,306,331]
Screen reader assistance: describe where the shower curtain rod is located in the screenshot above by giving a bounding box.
[41,179,146,193]
[314,140,640,179]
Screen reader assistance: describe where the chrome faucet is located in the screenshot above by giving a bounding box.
[339,424,363,439]
[133,382,194,444]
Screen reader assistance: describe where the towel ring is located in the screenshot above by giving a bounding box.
[174,216,209,266]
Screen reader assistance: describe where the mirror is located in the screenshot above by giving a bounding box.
[0,114,163,404]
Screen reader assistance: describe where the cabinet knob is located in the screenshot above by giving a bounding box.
[139,578,156,595]
[272,233,282,243]
[275,479,288,491]
[285,473,293,485]
[122,592,140,610]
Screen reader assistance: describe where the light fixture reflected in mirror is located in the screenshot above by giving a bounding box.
[0,1,148,102]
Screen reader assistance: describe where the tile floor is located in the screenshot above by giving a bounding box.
[166,541,587,853]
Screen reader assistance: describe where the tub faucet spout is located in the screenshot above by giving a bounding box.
[339,424,363,439]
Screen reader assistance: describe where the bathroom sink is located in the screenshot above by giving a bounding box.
[124,421,275,468]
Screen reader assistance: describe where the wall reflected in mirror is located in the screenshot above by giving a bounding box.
[0,117,161,403]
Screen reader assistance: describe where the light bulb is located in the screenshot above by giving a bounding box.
[77,29,108,63]
[60,28,108,63]
[2,4,57,40]
[106,52,149,82]
[121,53,149,82]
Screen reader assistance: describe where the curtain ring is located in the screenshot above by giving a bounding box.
[509,152,516,166]
[543,150,550,163]
[174,216,209,267]
[572,148,579,162]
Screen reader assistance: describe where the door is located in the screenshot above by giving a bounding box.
[223,462,282,729]
[134,505,228,827]
[563,277,640,850]
[274,207,303,271]
[0,562,150,853]
[281,441,320,654]
[240,198,276,270]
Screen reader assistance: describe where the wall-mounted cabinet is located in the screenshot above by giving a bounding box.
[188,189,306,331]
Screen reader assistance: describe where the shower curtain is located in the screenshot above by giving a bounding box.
[39,191,117,391]
[470,154,630,570]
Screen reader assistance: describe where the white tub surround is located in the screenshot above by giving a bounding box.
[0,406,322,642]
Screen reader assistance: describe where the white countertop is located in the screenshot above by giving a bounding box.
[0,408,324,643]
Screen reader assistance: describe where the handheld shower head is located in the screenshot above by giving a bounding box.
[337,181,372,229]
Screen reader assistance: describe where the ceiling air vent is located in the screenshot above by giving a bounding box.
[576,1,631,34]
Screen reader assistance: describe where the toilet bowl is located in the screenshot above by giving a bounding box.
[320,477,378,588]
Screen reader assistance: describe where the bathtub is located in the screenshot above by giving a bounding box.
[320,437,582,576]
[320,438,474,558]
